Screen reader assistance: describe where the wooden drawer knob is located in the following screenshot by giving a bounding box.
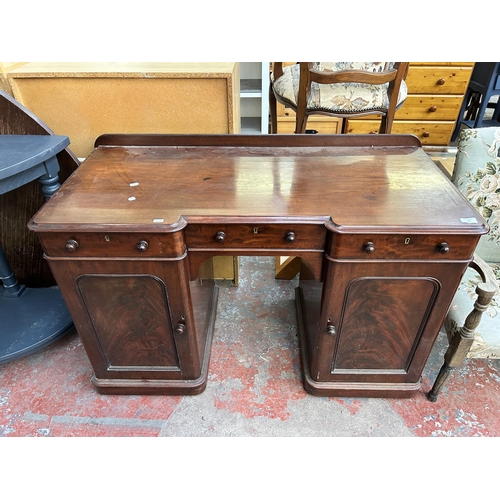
[65,239,79,252]
[363,242,376,254]
[437,242,450,254]
[429,106,437,112]
[136,240,149,252]
[437,78,446,85]
[215,231,226,243]
[326,324,337,336]
[285,231,296,243]
[422,131,430,138]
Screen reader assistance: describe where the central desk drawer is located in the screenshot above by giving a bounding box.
[328,233,478,260]
[185,224,326,250]
[39,231,185,258]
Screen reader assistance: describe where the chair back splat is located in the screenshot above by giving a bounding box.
[269,62,409,134]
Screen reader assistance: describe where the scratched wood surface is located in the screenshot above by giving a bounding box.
[29,134,487,237]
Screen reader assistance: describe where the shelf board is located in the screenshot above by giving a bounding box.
[241,117,262,134]
[240,78,262,97]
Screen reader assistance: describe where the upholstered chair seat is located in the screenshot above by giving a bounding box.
[272,62,408,115]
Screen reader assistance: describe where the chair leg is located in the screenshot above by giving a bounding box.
[269,85,278,134]
[492,98,500,123]
[451,88,473,142]
[465,92,481,121]
[427,281,497,402]
[294,108,308,134]
[473,93,491,129]
[378,114,392,134]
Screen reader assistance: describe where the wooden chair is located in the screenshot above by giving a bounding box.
[451,62,500,142]
[428,127,500,402]
[0,89,80,287]
[269,62,409,134]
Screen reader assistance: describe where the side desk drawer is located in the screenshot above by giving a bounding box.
[328,233,478,260]
[39,231,186,258]
[185,224,326,250]
[405,66,473,94]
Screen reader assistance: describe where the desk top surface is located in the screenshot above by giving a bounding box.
[29,134,487,235]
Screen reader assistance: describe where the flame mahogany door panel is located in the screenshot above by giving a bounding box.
[45,255,216,395]
[298,258,471,398]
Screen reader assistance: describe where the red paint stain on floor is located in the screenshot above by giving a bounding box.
[0,333,182,436]
[334,398,364,415]
[389,360,500,436]
[209,336,307,420]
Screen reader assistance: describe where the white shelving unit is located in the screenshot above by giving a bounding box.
[239,62,269,134]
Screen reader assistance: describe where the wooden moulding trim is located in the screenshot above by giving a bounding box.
[93,133,423,149]
[44,253,189,263]
[27,218,189,234]
[324,221,489,236]
[182,216,330,225]
[324,255,474,265]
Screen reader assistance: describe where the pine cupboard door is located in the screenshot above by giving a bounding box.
[311,259,470,385]
[46,257,203,382]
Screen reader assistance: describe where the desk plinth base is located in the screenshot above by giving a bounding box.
[90,286,219,396]
[295,288,422,399]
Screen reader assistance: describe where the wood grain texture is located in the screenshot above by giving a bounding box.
[333,277,438,371]
[29,134,487,237]
[77,274,180,369]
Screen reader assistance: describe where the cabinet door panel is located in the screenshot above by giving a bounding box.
[46,257,204,381]
[334,277,438,372]
[77,274,179,370]
[312,259,469,384]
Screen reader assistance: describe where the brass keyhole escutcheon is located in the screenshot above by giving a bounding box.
[104,235,110,242]
[405,237,410,245]
[253,227,259,234]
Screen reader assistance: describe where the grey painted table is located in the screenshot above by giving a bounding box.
[0,135,74,364]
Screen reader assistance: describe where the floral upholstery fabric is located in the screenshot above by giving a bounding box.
[452,127,500,261]
[272,62,408,114]
[445,127,500,358]
[446,265,500,358]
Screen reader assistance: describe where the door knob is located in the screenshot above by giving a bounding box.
[326,324,337,336]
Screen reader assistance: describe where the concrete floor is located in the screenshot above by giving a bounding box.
[1,256,499,437]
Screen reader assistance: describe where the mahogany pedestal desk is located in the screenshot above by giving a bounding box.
[28,134,487,398]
